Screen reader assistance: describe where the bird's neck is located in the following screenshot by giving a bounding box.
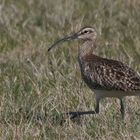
[78,40,96,58]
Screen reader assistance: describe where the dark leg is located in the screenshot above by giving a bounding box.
[119,98,125,119]
[95,97,100,113]
[67,97,100,119]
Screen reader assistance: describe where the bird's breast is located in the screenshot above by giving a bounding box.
[78,55,101,90]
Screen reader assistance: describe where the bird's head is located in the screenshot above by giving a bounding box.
[48,26,97,52]
[76,27,97,41]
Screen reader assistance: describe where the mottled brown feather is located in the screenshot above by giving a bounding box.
[80,54,140,92]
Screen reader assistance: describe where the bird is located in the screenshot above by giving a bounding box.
[48,26,140,119]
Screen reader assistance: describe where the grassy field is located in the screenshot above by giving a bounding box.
[0,0,140,139]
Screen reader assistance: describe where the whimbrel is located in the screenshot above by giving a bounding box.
[48,26,140,119]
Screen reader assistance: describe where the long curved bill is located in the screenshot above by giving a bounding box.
[48,33,78,52]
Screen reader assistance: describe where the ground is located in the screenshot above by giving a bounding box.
[0,0,140,139]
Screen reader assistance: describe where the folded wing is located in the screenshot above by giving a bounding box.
[82,55,140,92]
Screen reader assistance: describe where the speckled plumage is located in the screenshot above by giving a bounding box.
[48,26,140,119]
[80,54,140,92]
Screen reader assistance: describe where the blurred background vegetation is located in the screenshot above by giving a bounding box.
[0,0,140,139]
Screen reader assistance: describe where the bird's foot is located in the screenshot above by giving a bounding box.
[66,112,81,119]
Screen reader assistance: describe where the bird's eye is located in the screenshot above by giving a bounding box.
[81,30,88,34]
[84,30,88,33]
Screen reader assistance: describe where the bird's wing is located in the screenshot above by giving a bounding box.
[83,56,140,91]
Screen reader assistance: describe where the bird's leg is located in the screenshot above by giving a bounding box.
[67,97,100,119]
[119,98,125,119]
[95,97,100,113]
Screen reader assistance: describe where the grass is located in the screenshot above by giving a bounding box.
[0,0,140,139]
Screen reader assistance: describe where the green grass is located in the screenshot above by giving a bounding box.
[0,0,140,139]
